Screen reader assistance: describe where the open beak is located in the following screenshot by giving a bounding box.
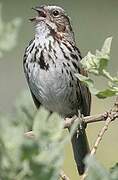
[30,7,47,22]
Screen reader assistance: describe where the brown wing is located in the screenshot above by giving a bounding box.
[75,46,91,116]
[79,81,91,116]
[79,66,91,116]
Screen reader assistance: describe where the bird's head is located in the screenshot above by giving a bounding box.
[30,5,75,42]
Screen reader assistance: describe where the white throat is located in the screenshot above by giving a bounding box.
[35,21,50,38]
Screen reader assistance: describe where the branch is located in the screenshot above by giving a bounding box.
[25,112,108,138]
[59,170,70,180]
[64,112,108,128]
[91,96,118,155]
[24,131,34,138]
[81,96,118,180]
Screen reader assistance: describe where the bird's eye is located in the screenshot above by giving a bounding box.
[52,10,60,16]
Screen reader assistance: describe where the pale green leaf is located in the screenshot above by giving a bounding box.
[101,37,112,55]
[75,73,99,95]
[81,52,99,75]
[0,3,22,58]
[96,89,117,99]
[110,163,118,180]
[98,58,109,73]
[85,156,111,180]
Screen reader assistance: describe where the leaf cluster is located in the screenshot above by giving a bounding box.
[86,156,118,180]
[0,4,22,58]
[0,91,65,180]
[76,38,118,98]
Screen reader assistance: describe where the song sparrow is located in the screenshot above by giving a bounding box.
[23,5,91,175]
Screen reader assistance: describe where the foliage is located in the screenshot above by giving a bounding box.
[76,37,118,98]
[0,91,66,180]
[0,4,22,58]
[85,156,118,180]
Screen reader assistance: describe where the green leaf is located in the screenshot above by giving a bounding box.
[81,52,99,75]
[110,163,118,180]
[33,107,63,142]
[101,37,112,55]
[15,90,36,129]
[0,89,67,180]
[0,3,22,58]
[75,73,94,87]
[78,37,118,99]
[0,18,22,52]
[75,73,99,95]
[96,89,117,99]
[98,58,109,73]
[21,139,39,160]
[75,73,118,99]
[81,37,112,75]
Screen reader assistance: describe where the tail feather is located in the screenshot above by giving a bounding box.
[71,127,90,175]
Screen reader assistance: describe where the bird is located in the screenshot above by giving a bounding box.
[23,5,91,175]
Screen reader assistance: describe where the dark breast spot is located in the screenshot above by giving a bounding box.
[39,44,42,49]
[60,46,70,61]
[69,81,73,87]
[53,49,57,59]
[68,42,82,59]
[34,48,39,62]
[63,62,66,67]
[29,39,34,46]
[35,46,39,52]
[23,54,27,64]
[63,42,73,52]
[30,43,35,53]
[74,46,82,58]
[44,43,47,51]
[71,53,78,60]
[48,54,55,64]
[72,61,78,69]
[67,63,70,67]
[25,62,28,70]
[49,40,52,52]
[66,69,69,75]
[70,71,74,80]
[38,51,49,71]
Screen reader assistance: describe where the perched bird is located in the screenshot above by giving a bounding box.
[23,5,91,175]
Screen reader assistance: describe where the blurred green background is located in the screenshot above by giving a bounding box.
[0,0,118,179]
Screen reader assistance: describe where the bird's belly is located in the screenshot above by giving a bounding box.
[28,63,78,117]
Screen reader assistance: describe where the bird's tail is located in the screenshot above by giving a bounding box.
[71,126,90,175]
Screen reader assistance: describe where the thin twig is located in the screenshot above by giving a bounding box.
[90,114,118,155]
[64,112,108,128]
[25,112,108,138]
[24,131,34,138]
[59,170,70,180]
[84,113,108,124]
[91,97,118,155]
[81,96,118,180]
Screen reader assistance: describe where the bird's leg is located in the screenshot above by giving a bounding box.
[76,111,87,138]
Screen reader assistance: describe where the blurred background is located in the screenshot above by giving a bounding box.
[0,0,118,179]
